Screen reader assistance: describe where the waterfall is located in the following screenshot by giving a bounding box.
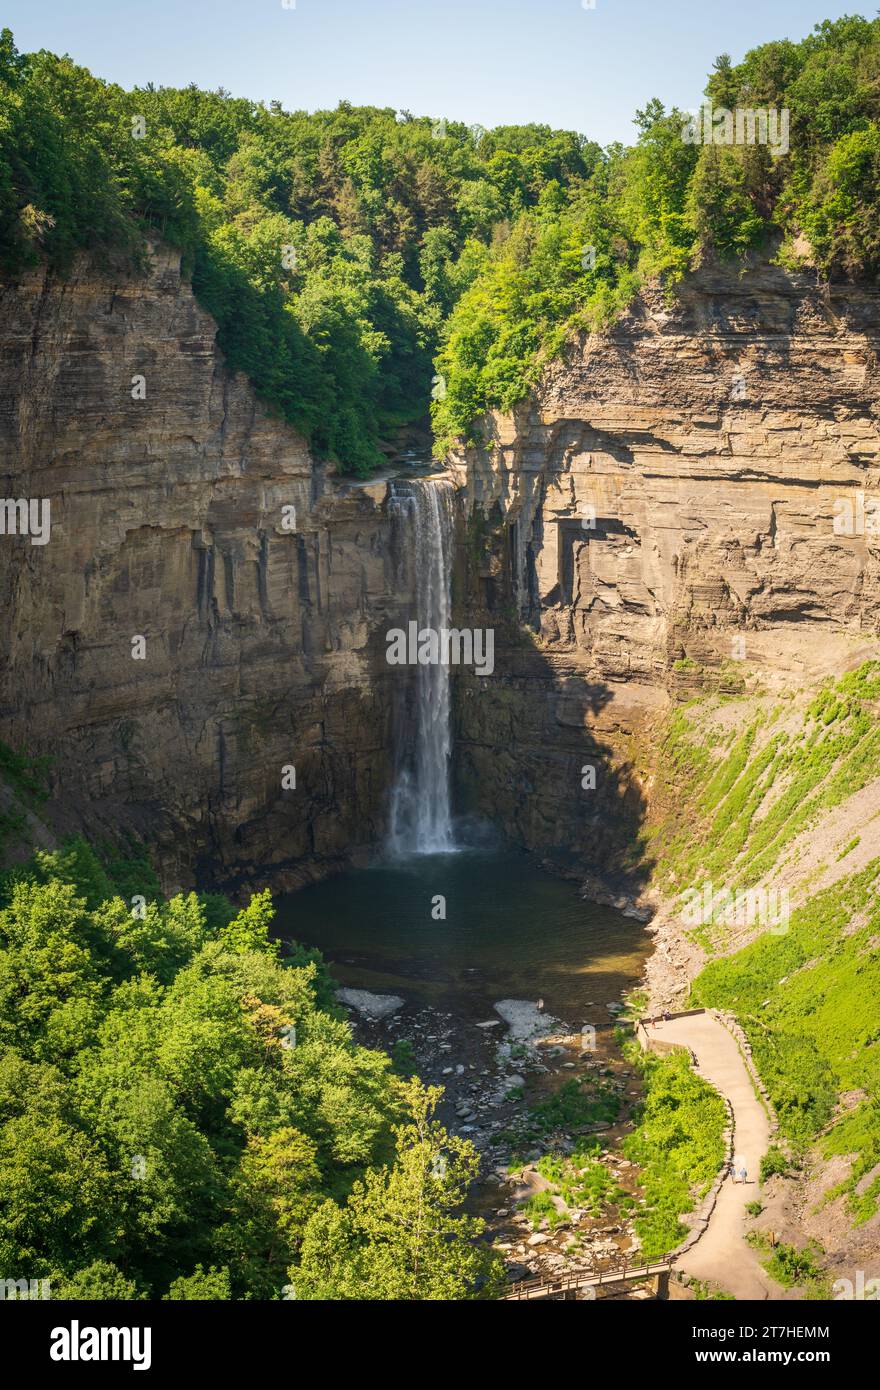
[387,477,456,855]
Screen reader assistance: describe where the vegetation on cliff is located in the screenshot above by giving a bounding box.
[2,16,876,467]
[0,26,597,474]
[660,663,880,903]
[691,861,880,1224]
[0,837,502,1299]
[650,664,880,1227]
[434,14,880,447]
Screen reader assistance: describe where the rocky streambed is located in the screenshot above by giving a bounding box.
[337,986,651,1292]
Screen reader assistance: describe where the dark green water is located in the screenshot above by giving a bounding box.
[273,847,650,1024]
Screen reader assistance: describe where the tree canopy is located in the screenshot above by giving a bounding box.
[1,16,876,462]
[0,838,500,1299]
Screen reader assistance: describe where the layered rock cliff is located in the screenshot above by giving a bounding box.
[450,260,880,880]
[3,247,879,895]
[0,244,411,891]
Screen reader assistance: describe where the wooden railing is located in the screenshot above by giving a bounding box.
[502,1255,675,1301]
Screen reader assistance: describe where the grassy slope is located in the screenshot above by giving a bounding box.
[647,661,880,1226]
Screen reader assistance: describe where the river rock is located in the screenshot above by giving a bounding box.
[335,989,404,1020]
[494,999,564,1040]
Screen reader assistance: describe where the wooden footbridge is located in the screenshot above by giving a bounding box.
[503,1256,675,1301]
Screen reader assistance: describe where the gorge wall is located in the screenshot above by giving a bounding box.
[0,244,412,892]
[3,248,879,895]
[450,260,880,884]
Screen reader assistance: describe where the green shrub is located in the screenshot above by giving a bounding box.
[763,1242,823,1290]
[527,1078,620,1135]
[622,1048,726,1259]
[520,1190,565,1231]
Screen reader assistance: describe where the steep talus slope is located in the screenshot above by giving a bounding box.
[0,245,410,891]
[640,669,880,1287]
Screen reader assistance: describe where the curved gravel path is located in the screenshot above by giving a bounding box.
[651,1012,775,1300]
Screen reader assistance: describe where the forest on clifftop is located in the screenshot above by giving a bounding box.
[1,15,878,471]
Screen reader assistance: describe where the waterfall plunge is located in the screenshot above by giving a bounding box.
[388,478,456,856]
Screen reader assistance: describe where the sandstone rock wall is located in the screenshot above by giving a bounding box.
[449,261,880,875]
[0,245,410,892]
[4,247,879,892]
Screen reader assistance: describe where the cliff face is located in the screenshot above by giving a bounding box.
[3,248,879,893]
[0,244,410,891]
[450,261,880,877]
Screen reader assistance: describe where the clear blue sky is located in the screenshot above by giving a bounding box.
[3,0,864,145]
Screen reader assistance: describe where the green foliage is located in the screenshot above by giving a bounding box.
[690,857,880,1195]
[390,1037,417,1078]
[797,125,880,274]
[0,740,50,857]
[0,839,490,1299]
[534,1144,631,1218]
[292,1080,505,1300]
[656,664,880,907]
[520,1189,565,1231]
[691,1277,736,1300]
[617,100,698,281]
[760,1144,792,1182]
[526,1076,620,1136]
[0,31,598,473]
[5,20,876,462]
[435,17,880,445]
[821,1101,880,1224]
[697,15,880,274]
[164,1265,231,1300]
[668,674,880,1224]
[431,185,639,448]
[0,740,50,806]
[763,1240,824,1289]
[622,1047,726,1259]
[53,1261,146,1300]
[217,889,278,955]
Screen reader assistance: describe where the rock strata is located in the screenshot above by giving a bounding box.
[0,244,413,890]
[450,261,880,874]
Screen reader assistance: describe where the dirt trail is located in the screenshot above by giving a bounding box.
[652,1012,775,1300]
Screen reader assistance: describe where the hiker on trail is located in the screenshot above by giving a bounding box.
[663,1010,670,1023]
[537,998,544,1011]
[740,1165,748,1184]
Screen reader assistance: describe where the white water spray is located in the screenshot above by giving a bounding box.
[388,478,456,855]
